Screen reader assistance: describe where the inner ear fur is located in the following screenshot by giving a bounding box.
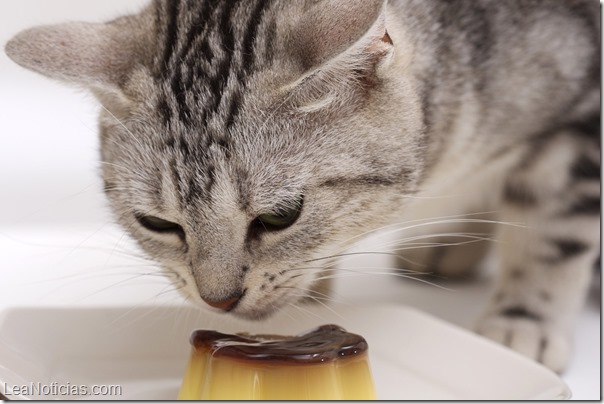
[285,0,394,113]
[290,0,391,71]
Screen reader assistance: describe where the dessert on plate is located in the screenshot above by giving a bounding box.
[178,324,376,400]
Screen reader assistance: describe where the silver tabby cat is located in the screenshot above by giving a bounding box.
[6,0,599,372]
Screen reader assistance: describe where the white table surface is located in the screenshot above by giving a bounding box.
[0,0,600,400]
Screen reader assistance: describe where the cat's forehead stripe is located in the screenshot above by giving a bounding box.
[168,157,184,208]
[153,0,276,129]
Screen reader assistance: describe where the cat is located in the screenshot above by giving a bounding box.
[5,0,600,373]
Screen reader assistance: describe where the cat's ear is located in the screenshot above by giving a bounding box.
[287,0,394,113]
[5,18,147,95]
[291,0,393,72]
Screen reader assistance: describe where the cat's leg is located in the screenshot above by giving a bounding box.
[477,120,600,372]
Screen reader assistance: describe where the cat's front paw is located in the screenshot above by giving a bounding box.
[476,314,571,373]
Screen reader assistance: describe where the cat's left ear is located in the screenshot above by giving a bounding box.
[5,17,148,97]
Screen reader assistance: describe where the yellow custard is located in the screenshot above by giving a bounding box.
[178,324,376,400]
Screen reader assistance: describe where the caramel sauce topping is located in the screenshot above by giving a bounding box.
[190,324,368,364]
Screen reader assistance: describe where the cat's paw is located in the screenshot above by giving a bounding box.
[476,314,571,373]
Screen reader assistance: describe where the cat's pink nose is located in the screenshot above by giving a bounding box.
[202,292,243,311]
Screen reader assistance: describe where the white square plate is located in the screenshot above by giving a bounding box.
[0,303,570,400]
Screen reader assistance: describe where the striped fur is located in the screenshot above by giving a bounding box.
[152,0,278,129]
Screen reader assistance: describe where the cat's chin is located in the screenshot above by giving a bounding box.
[199,304,280,321]
[230,307,278,321]
[231,297,293,321]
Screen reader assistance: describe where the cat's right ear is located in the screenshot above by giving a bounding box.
[5,17,148,97]
[291,0,392,72]
[285,0,394,113]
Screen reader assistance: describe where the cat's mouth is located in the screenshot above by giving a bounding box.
[197,298,281,321]
[197,286,300,321]
[230,291,294,320]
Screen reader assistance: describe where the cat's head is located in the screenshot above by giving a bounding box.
[6,0,425,319]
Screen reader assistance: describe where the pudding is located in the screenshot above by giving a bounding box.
[178,324,376,400]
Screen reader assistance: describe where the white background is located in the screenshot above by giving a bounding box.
[0,0,600,400]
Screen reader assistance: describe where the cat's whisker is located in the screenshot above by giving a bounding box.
[398,193,462,200]
[0,181,104,227]
[99,104,148,152]
[154,284,186,298]
[298,262,444,281]
[304,228,500,268]
[20,267,165,286]
[330,214,476,244]
[334,210,503,247]
[98,160,135,172]
[384,218,525,240]
[288,265,425,278]
[268,301,296,322]
[380,231,497,250]
[102,186,143,193]
[38,272,150,304]
[287,300,326,320]
[296,215,514,272]
[312,270,456,292]
[340,266,441,278]
[296,294,346,320]
[292,268,443,286]
[303,251,407,264]
[276,285,342,304]
[301,240,471,265]
[107,289,189,330]
[0,225,140,255]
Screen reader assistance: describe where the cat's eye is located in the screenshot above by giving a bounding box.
[136,214,185,239]
[255,197,304,231]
